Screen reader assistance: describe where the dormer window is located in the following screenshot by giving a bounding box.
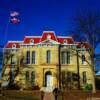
[30,39,34,45]
[12,44,16,48]
[64,39,68,44]
[47,34,51,40]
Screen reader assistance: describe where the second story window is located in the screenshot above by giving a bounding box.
[67,51,70,64]
[26,51,30,64]
[61,52,66,64]
[82,55,86,64]
[32,51,36,64]
[46,50,51,64]
[11,55,17,64]
[61,51,70,64]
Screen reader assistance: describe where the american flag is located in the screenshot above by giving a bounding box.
[10,17,20,24]
[10,11,19,17]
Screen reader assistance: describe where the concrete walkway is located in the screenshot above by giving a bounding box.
[43,92,55,100]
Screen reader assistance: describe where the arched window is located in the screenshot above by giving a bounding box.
[46,50,51,64]
[26,51,30,64]
[32,51,36,64]
[26,71,29,81]
[31,71,35,84]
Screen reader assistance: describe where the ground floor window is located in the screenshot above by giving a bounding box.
[31,71,35,85]
[26,71,29,81]
[83,71,87,84]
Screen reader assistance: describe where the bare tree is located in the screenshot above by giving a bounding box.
[70,11,100,58]
[69,11,100,93]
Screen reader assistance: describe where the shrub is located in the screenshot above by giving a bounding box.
[7,83,20,90]
[84,83,93,92]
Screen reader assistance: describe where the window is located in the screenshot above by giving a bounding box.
[82,55,86,64]
[82,72,87,84]
[30,39,34,45]
[11,55,17,64]
[32,51,36,64]
[31,71,35,84]
[61,52,66,64]
[66,72,72,88]
[46,50,51,63]
[67,72,72,82]
[64,39,68,44]
[61,51,70,64]
[67,51,70,64]
[26,71,29,81]
[26,51,30,64]
[61,71,66,85]
[12,44,16,48]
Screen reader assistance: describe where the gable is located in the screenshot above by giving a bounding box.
[41,31,58,42]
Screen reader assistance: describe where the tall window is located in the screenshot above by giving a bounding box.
[67,72,72,82]
[26,71,29,81]
[82,55,86,64]
[67,51,70,64]
[31,71,35,84]
[61,71,66,85]
[61,52,66,64]
[32,51,36,64]
[26,51,30,64]
[61,51,70,64]
[46,50,51,64]
[82,72,87,84]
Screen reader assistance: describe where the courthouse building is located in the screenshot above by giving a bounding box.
[1,31,94,90]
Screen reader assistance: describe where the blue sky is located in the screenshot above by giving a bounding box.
[0,0,100,43]
[0,0,100,76]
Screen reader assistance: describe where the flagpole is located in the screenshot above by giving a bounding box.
[4,15,10,46]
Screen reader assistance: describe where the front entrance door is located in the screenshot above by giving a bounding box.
[45,71,53,87]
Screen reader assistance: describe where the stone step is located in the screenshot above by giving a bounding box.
[40,87,54,92]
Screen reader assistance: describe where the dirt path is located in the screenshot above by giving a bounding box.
[43,92,55,100]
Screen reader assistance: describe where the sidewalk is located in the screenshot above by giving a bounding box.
[43,92,55,100]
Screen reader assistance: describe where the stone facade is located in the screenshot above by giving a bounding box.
[1,31,94,90]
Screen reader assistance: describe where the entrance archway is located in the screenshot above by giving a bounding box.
[45,71,53,87]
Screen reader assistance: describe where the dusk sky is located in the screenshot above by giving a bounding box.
[0,0,100,74]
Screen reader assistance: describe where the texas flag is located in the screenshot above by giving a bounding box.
[10,17,20,24]
[10,11,19,17]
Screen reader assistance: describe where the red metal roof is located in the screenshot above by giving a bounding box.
[75,42,90,48]
[6,42,21,48]
[5,31,90,49]
[24,36,41,44]
[57,37,74,44]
